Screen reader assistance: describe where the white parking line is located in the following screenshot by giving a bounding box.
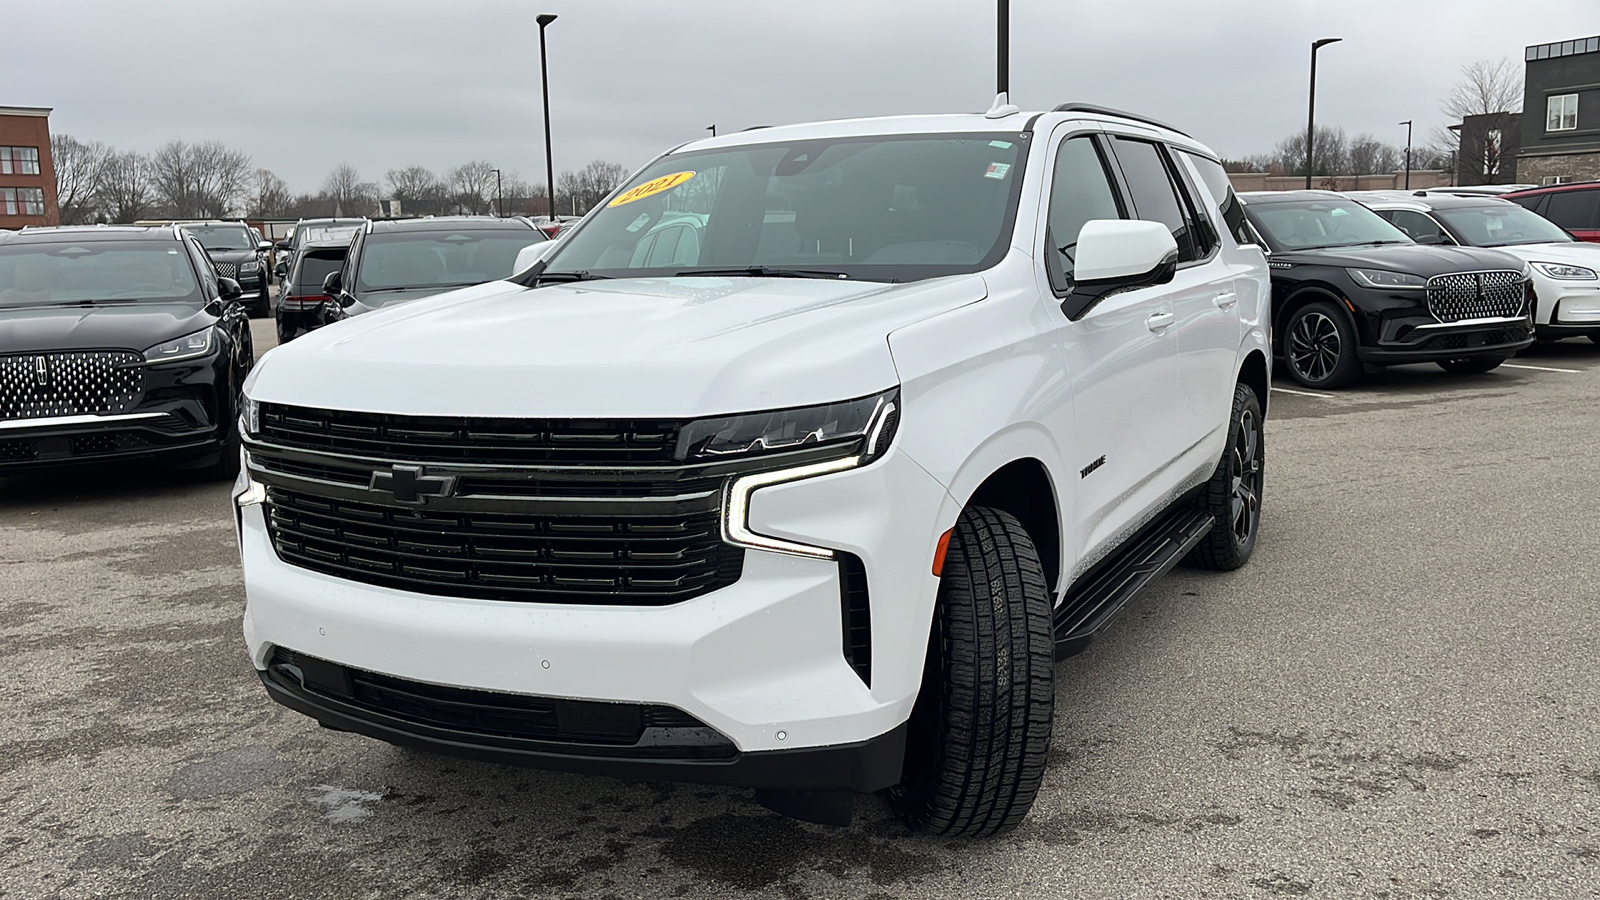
[1502,363,1582,374]
[1272,386,1335,399]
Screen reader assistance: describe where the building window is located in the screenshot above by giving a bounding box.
[1542,176,1573,186]
[0,187,46,216]
[1547,94,1579,132]
[0,146,41,176]
[1483,129,1502,176]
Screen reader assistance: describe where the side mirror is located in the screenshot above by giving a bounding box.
[322,271,342,296]
[274,260,288,277]
[512,240,556,275]
[275,240,291,251]
[1061,220,1178,320]
[218,276,243,302]
[258,240,273,252]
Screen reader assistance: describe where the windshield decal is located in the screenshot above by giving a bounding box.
[608,171,696,208]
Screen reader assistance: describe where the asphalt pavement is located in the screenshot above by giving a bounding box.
[2,318,1598,899]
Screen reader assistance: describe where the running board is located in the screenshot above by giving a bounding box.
[1054,505,1215,660]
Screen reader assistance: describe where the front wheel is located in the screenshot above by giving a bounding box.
[1436,357,1506,375]
[1187,383,1264,570]
[889,506,1054,837]
[1283,300,1361,389]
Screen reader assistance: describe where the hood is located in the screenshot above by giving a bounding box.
[246,275,987,418]
[1274,244,1528,276]
[0,302,215,354]
[349,285,464,310]
[203,248,257,264]
[1485,241,1600,268]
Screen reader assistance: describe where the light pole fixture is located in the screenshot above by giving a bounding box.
[1399,120,1413,190]
[538,13,558,218]
[1306,37,1342,190]
[492,167,502,217]
[707,124,716,137]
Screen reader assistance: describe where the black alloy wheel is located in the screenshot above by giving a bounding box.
[1436,357,1505,375]
[1284,300,1361,389]
[1188,382,1264,570]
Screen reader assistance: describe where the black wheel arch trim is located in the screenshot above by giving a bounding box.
[1275,284,1366,351]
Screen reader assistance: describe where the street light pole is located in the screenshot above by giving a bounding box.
[492,167,502,217]
[1306,37,1342,190]
[537,13,558,219]
[997,0,1009,96]
[1399,120,1413,190]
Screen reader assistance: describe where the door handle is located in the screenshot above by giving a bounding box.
[1145,311,1175,332]
[1214,292,1237,310]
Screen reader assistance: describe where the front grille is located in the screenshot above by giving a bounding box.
[1419,327,1523,352]
[213,262,239,279]
[264,487,743,605]
[0,351,143,421]
[260,403,683,465]
[1426,270,1525,323]
[270,648,728,753]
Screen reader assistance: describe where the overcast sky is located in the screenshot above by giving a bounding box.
[7,0,1593,193]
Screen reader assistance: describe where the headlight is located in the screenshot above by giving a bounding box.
[240,260,260,273]
[1347,268,1427,290]
[240,395,259,437]
[1531,262,1598,281]
[143,327,217,363]
[677,388,900,465]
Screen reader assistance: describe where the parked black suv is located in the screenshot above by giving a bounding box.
[273,218,366,287]
[0,225,255,478]
[276,239,351,343]
[1239,192,1534,388]
[180,221,272,317]
[322,216,548,319]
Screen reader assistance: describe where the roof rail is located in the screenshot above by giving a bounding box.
[1051,103,1189,138]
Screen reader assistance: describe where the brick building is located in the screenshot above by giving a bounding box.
[1517,35,1600,185]
[0,106,58,229]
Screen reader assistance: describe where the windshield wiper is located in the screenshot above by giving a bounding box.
[673,266,850,280]
[534,270,608,284]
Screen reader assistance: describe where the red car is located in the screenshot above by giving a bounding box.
[1503,182,1600,242]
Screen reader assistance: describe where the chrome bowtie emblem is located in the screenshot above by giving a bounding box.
[369,464,457,503]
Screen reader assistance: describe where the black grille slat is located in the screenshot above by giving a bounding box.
[0,351,144,421]
[265,487,741,605]
[1426,271,1525,323]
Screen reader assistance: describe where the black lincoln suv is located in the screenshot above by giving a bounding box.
[0,225,255,478]
[180,221,272,317]
[1239,191,1534,388]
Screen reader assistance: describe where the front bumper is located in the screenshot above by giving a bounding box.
[1530,278,1600,334]
[239,445,952,785]
[1358,315,1534,364]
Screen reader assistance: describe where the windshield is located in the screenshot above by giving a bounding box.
[539,133,1031,283]
[182,224,254,251]
[1433,204,1573,247]
[355,229,548,294]
[0,241,202,308]
[1245,198,1413,251]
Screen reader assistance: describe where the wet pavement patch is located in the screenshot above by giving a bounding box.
[164,745,282,799]
[310,784,385,824]
[658,811,942,892]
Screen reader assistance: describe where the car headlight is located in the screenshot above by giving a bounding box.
[1347,268,1427,290]
[240,260,260,273]
[240,395,259,437]
[143,327,217,363]
[1530,262,1598,281]
[677,388,899,464]
[703,389,901,560]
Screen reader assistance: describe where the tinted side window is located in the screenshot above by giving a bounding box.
[1184,152,1251,247]
[1384,210,1448,243]
[1543,189,1600,230]
[1044,137,1124,289]
[186,239,218,297]
[1110,138,1198,262]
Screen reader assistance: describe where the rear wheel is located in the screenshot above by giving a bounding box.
[1436,357,1506,375]
[1283,300,1361,389]
[889,506,1054,837]
[1187,383,1264,570]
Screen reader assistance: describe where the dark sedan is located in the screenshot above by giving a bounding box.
[0,225,254,478]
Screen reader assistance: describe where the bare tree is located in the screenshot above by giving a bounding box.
[52,134,112,224]
[321,162,376,216]
[385,165,444,216]
[250,168,293,217]
[1347,134,1400,175]
[98,152,154,223]
[1442,58,1524,120]
[555,160,631,216]
[151,140,252,218]
[1271,126,1350,180]
[446,161,499,215]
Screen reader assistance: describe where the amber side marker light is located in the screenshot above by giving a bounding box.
[932,529,954,577]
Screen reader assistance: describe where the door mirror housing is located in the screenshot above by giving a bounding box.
[1061,219,1179,320]
[512,240,556,276]
[322,271,343,296]
[257,240,273,252]
[275,240,291,251]
[218,276,244,302]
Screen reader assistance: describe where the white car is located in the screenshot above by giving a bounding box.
[1354,191,1600,343]
[234,100,1270,835]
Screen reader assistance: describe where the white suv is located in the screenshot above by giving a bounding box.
[234,101,1271,836]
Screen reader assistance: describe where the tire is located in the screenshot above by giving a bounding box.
[889,506,1054,837]
[1283,300,1361,389]
[199,369,242,481]
[1187,383,1264,570]
[1436,357,1505,375]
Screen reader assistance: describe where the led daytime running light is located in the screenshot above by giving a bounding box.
[723,456,861,559]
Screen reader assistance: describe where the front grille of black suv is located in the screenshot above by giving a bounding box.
[1425,270,1525,323]
[264,486,742,605]
[213,262,239,279]
[0,350,143,421]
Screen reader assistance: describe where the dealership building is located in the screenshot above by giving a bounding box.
[0,105,57,229]
[1518,35,1600,185]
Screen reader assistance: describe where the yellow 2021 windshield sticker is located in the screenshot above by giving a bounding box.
[608,171,696,208]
